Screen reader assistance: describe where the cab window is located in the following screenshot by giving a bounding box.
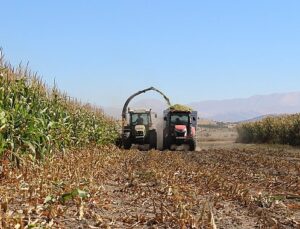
[170,114,189,125]
[131,113,149,125]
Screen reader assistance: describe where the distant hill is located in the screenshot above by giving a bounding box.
[239,114,279,123]
[101,106,121,119]
[190,92,300,122]
[103,91,300,122]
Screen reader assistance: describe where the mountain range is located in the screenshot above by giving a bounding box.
[102,91,300,122]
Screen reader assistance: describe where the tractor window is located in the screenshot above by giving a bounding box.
[170,114,189,125]
[131,113,149,125]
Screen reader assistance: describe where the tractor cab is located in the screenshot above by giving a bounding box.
[130,109,152,127]
[129,109,152,141]
[163,108,197,151]
[122,108,157,149]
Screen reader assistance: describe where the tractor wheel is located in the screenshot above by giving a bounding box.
[149,130,157,150]
[115,137,122,148]
[189,138,196,151]
[123,139,132,150]
[163,136,171,150]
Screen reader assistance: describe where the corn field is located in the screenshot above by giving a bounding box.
[237,114,300,145]
[0,51,118,159]
[1,51,299,228]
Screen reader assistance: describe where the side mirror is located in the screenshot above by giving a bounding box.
[193,117,196,121]
[164,117,167,121]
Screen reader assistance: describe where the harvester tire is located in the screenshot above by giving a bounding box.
[149,130,157,150]
[189,139,196,151]
[115,137,122,148]
[123,139,132,150]
[163,136,171,150]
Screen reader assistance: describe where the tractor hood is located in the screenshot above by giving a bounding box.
[134,125,146,138]
[135,125,146,132]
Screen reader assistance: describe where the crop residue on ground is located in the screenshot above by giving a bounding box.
[0,147,299,228]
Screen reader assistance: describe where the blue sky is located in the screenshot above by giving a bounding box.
[1,1,300,107]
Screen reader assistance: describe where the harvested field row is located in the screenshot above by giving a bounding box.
[0,147,299,228]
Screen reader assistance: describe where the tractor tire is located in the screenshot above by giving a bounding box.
[189,138,196,151]
[149,130,157,150]
[123,139,132,150]
[115,137,122,148]
[163,136,171,150]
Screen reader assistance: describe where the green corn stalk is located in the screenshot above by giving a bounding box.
[237,114,300,146]
[0,50,118,160]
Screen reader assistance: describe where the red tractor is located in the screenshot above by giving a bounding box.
[163,107,197,151]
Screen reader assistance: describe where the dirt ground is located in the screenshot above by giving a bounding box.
[0,128,299,228]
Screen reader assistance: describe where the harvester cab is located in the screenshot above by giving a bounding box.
[122,108,157,149]
[163,108,197,151]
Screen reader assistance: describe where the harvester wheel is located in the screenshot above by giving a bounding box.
[163,136,171,150]
[115,137,122,148]
[149,130,157,150]
[189,138,196,151]
[123,139,132,150]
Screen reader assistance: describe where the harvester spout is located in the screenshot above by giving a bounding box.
[148,87,171,107]
[121,87,171,127]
